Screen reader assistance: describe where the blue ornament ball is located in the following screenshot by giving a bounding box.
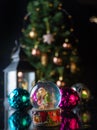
[8,110,31,130]
[8,88,31,110]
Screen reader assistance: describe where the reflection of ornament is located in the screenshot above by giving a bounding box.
[81,111,91,124]
[30,81,61,110]
[59,87,80,111]
[41,53,48,66]
[43,33,55,44]
[8,110,31,129]
[17,72,28,90]
[71,83,91,101]
[18,71,23,78]
[60,111,80,130]
[8,88,31,110]
[18,79,28,90]
[17,72,23,83]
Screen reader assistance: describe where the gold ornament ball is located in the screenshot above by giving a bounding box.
[53,56,63,65]
[29,30,37,38]
[32,48,41,56]
[56,80,65,88]
[63,42,72,49]
[81,89,91,101]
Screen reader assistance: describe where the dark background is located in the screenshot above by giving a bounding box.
[0,0,97,129]
[0,0,97,105]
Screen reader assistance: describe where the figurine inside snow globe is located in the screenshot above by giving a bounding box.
[30,81,61,110]
[30,81,62,126]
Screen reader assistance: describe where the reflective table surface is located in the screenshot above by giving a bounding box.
[0,98,97,130]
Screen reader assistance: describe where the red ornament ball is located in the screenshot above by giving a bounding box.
[59,87,80,111]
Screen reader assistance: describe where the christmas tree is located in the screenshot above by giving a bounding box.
[20,0,81,87]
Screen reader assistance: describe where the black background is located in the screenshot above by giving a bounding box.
[0,0,97,101]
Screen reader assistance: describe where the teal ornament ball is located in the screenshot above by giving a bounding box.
[8,110,31,130]
[8,88,31,110]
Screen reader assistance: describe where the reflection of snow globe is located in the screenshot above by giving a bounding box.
[30,81,61,126]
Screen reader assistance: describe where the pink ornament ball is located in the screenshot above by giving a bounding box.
[59,87,80,111]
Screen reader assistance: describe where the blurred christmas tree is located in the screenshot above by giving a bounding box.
[20,0,82,87]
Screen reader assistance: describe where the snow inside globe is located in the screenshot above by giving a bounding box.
[30,81,61,110]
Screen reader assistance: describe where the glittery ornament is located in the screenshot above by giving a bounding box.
[59,87,80,111]
[8,88,31,110]
[8,110,31,130]
[43,33,54,44]
[60,111,80,130]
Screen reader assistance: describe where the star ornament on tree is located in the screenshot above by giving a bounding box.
[43,33,55,44]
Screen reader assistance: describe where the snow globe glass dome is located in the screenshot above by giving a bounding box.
[30,81,61,110]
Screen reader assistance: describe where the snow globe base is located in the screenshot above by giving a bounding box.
[32,107,61,127]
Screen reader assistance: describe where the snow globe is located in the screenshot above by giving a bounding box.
[30,81,61,126]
